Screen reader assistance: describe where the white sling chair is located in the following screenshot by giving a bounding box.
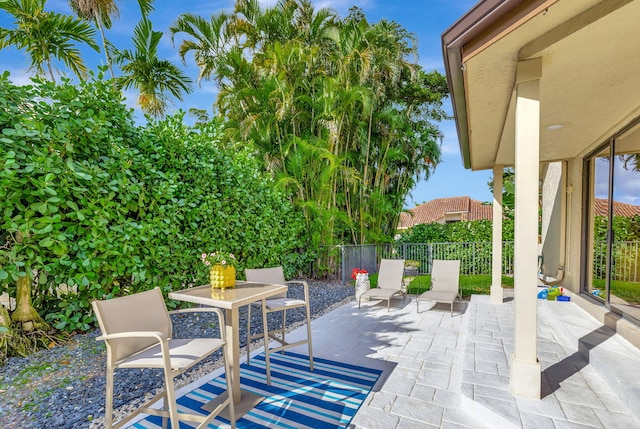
[245,266,313,385]
[417,259,461,316]
[359,259,406,311]
[92,287,236,429]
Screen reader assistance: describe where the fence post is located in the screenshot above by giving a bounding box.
[340,245,345,283]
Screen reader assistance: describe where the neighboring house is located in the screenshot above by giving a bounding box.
[397,196,492,229]
[594,198,640,218]
[443,0,640,401]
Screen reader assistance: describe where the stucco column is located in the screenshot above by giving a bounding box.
[510,58,542,399]
[491,165,504,303]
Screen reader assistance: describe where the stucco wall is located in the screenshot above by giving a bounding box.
[563,157,585,294]
[541,162,564,277]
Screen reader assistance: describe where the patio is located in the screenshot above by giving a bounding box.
[143,291,640,428]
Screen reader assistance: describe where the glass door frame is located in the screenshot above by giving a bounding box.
[582,115,640,315]
[582,141,614,308]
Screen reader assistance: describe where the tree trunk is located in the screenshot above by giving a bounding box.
[11,274,45,332]
[95,15,118,92]
[0,304,10,363]
[0,305,10,328]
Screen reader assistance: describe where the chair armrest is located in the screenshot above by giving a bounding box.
[168,307,226,342]
[96,331,167,342]
[285,280,310,303]
[96,331,177,368]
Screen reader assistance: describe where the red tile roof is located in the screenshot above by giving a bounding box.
[398,196,492,229]
[398,197,640,230]
[594,198,640,217]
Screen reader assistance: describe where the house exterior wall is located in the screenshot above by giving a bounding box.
[564,156,585,295]
[540,162,564,278]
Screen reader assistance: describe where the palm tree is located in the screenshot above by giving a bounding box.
[170,0,448,246]
[68,0,154,85]
[0,0,99,82]
[112,18,192,118]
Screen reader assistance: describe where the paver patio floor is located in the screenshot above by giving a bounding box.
[281,292,640,428]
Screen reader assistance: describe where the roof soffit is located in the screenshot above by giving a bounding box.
[462,0,640,170]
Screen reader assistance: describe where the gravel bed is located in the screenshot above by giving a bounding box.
[0,281,354,429]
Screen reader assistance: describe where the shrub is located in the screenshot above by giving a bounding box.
[0,73,310,333]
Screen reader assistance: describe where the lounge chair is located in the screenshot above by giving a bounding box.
[358,259,406,311]
[417,260,461,316]
[92,288,236,429]
[245,266,313,385]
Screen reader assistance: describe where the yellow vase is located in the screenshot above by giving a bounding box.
[209,264,236,290]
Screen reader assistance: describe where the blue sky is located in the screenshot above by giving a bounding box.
[0,0,495,207]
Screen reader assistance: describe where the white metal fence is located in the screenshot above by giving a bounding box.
[594,240,640,283]
[338,242,515,283]
[333,241,640,283]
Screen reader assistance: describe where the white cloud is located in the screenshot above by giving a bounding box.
[438,121,460,155]
[197,81,219,96]
[258,0,280,7]
[121,89,143,118]
[4,67,35,86]
[613,158,640,205]
[590,155,640,205]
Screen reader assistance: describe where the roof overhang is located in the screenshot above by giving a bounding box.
[442,0,640,171]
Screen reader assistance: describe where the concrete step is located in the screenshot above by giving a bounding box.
[461,294,640,428]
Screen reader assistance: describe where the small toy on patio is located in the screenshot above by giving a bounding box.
[547,286,563,300]
[537,286,570,301]
[537,288,549,299]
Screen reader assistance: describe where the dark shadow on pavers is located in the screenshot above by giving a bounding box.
[541,325,615,398]
[415,300,469,317]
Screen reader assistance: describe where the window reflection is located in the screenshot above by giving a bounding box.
[587,140,640,321]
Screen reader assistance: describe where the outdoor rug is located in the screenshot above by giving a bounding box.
[129,352,382,428]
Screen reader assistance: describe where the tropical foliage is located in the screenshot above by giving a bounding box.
[396,219,515,244]
[0,1,451,358]
[0,0,99,82]
[112,18,193,118]
[487,167,515,218]
[170,0,448,247]
[68,0,155,83]
[0,74,308,347]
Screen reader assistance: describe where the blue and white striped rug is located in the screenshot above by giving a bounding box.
[131,352,381,428]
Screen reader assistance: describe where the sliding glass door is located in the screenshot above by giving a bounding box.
[585,129,640,322]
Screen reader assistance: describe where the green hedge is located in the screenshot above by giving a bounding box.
[0,73,310,332]
[396,219,515,244]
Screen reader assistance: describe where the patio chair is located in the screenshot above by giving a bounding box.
[358,259,406,311]
[92,287,236,429]
[245,266,313,385]
[417,259,461,316]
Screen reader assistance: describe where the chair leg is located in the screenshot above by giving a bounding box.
[246,304,252,365]
[305,302,314,371]
[163,370,180,429]
[105,366,114,428]
[161,390,169,429]
[261,300,272,385]
[280,309,287,354]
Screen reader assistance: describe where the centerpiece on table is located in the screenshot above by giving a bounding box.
[201,251,237,290]
[352,268,370,302]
